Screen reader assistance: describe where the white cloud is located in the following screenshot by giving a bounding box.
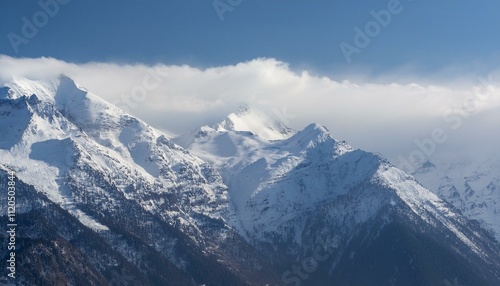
[1,55,499,166]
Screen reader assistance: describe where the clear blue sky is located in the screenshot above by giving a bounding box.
[2,0,500,77]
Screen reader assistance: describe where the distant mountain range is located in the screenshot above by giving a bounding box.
[413,156,500,243]
[1,76,499,285]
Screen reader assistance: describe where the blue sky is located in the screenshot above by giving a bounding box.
[2,0,500,79]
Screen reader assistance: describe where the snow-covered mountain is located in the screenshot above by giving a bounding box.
[0,76,278,285]
[214,104,295,140]
[1,76,500,285]
[1,76,230,233]
[413,155,500,243]
[177,107,500,285]
[174,104,295,148]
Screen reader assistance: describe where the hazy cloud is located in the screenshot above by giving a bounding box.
[1,55,499,165]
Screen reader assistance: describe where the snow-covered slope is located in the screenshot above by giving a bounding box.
[1,76,229,229]
[177,110,500,284]
[413,155,500,242]
[0,76,278,285]
[177,123,353,235]
[177,116,472,243]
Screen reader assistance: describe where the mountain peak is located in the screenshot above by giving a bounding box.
[3,77,58,103]
[57,74,87,93]
[54,75,88,104]
[302,122,329,134]
[288,123,336,149]
[412,160,437,175]
[1,75,89,104]
[214,104,295,140]
[1,76,126,133]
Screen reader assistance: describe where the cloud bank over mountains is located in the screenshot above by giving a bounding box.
[1,55,499,164]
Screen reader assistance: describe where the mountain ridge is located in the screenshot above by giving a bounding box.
[0,76,280,285]
[1,76,500,285]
